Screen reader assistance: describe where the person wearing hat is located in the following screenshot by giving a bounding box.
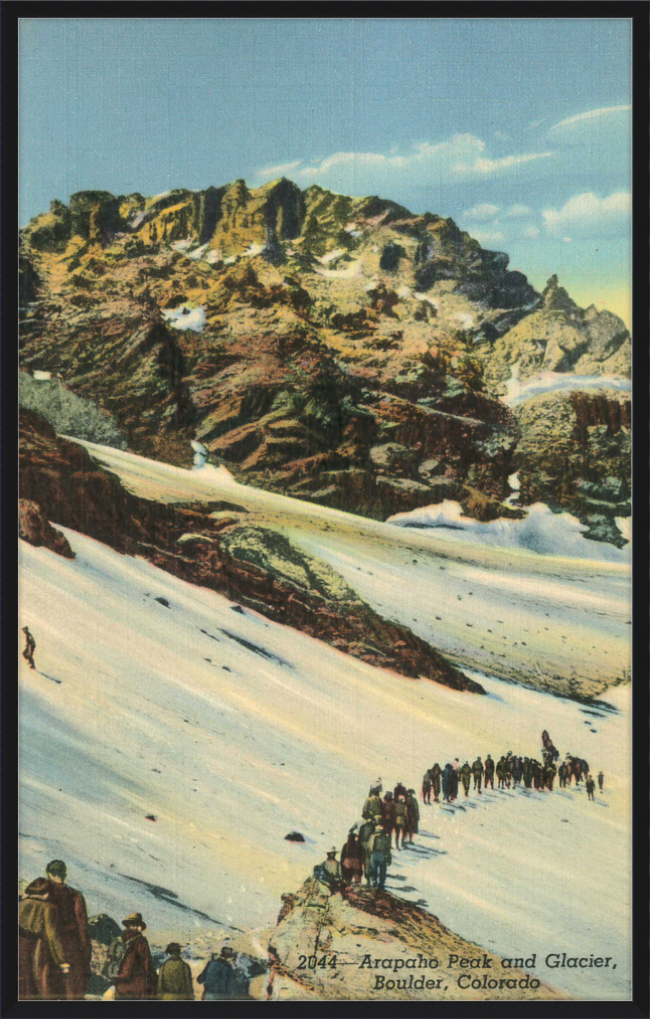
[157,943,194,1000]
[405,789,419,844]
[393,780,407,801]
[42,860,91,999]
[197,947,236,1000]
[114,912,157,1000]
[471,757,484,794]
[430,763,442,802]
[483,755,494,790]
[317,847,345,896]
[19,877,68,999]
[340,830,363,886]
[367,826,392,889]
[394,796,408,849]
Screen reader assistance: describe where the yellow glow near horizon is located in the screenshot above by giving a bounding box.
[569,284,632,331]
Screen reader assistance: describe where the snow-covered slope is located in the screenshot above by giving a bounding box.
[19,528,631,999]
[66,440,631,696]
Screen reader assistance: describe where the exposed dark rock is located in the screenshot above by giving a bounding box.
[19,408,483,693]
[19,498,75,558]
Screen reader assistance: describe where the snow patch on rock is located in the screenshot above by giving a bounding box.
[503,367,631,408]
[162,305,206,333]
[388,500,630,562]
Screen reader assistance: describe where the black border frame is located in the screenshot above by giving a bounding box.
[3,5,648,1017]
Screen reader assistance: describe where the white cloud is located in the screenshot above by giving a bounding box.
[471,229,505,245]
[463,202,500,221]
[523,225,540,239]
[454,151,553,176]
[549,105,631,132]
[256,159,302,179]
[562,237,573,244]
[505,203,533,218]
[542,191,631,238]
[254,134,556,195]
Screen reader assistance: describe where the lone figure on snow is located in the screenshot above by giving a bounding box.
[22,627,36,669]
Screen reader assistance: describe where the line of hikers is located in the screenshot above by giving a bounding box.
[18,859,260,1001]
[313,780,420,895]
[422,753,604,803]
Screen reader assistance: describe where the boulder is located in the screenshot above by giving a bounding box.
[19,499,75,558]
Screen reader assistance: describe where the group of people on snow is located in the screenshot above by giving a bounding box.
[314,780,420,895]
[421,740,603,804]
[314,732,604,900]
[18,859,258,1001]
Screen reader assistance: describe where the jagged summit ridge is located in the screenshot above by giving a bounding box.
[19,177,630,541]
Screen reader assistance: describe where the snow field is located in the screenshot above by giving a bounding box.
[19,527,631,999]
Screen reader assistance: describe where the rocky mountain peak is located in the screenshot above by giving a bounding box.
[542,274,578,313]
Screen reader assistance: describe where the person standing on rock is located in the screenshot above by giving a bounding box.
[341,830,363,886]
[405,790,419,845]
[368,828,392,890]
[43,860,91,999]
[19,878,69,999]
[22,626,36,669]
[157,943,194,1000]
[380,791,396,846]
[318,849,344,895]
[460,762,472,797]
[471,757,483,794]
[430,763,442,802]
[197,948,235,1000]
[484,755,494,790]
[394,796,407,849]
[597,770,604,792]
[422,769,432,804]
[111,912,157,1000]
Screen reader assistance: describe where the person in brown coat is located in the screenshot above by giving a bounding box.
[43,860,91,999]
[19,878,68,999]
[114,913,157,1000]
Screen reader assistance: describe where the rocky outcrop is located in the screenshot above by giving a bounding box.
[266,878,564,1001]
[19,181,630,536]
[514,389,631,546]
[19,408,483,692]
[18,498,75,558]
[480,275,630,396]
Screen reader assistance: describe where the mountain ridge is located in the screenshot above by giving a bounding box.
[19,178,630,543]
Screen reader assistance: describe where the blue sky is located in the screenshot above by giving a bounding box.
[19,18,632,323]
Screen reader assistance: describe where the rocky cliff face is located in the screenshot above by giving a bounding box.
[514,389,631,546]
[19,179,630,538]
[265,878,564,1001]
[19,408,482,692]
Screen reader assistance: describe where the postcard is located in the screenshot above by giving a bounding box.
[16,15,636,1007]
